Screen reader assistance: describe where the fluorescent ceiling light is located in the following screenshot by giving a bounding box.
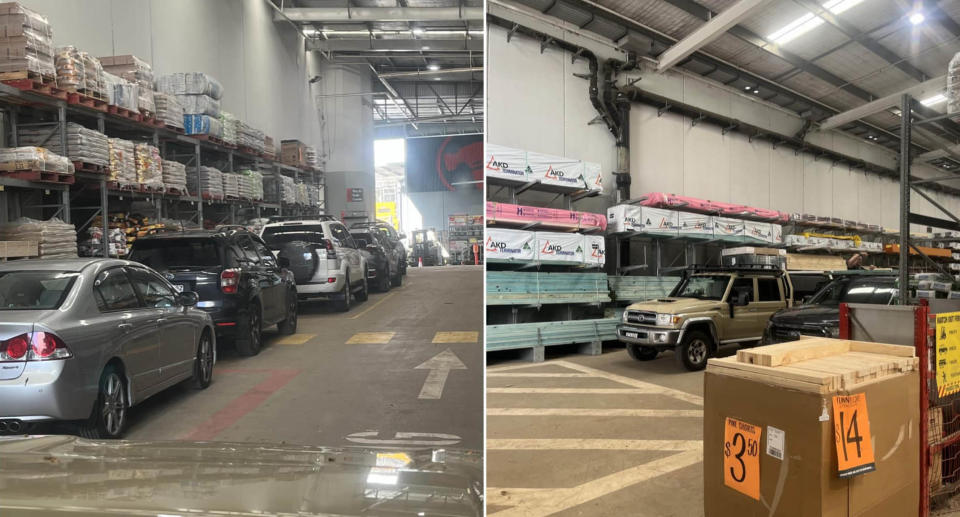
[920,93,947,106]
[412,27,424,35]
[427,64,440,71]
[909,11,925,25]
[768,0,868,45]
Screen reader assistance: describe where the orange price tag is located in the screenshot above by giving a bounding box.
[723,417,762,500]
[832,393,876,478]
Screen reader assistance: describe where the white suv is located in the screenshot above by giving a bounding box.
[260,218,368,311]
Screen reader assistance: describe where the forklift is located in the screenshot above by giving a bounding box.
[409,229,445,267]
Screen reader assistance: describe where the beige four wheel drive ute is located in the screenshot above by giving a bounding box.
[617,265,793,371]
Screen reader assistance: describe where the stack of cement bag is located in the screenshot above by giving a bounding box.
[187,166,224,200]
[134,143,162,189]
[0,217,77,258]
[154,92,184,130]
[0,3,55,78]
[0,146,73,174]
[18,122,108,167]
[161,160,188,193]
[100,55,154,114]
[222,172,239,199]
[107,138,136,187]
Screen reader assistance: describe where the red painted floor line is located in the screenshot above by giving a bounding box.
[181,368,301,441]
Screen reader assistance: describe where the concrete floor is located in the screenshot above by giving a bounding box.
[122,265,484,452]
[487,343,715,517]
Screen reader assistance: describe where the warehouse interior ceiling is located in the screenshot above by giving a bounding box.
[489,0,960,172]
[271,0,483,137]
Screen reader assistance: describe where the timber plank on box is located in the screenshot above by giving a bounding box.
[710,337,917,393]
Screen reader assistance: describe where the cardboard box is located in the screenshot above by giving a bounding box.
[704,339,919,517]
[0,239,36,258]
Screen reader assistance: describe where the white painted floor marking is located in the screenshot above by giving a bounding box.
[552,360,704,406]
[487,408,703,418]
[487,438,702,450]
[487,387,662,395]
[487,372,594,378]
[345,431,461,446]
[416,348,467,399]
[488,448,703,516]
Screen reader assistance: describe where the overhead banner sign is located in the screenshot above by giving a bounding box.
[406,135,482,193]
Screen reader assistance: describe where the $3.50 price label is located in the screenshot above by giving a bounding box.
[723,417,762,500]
[832,393,876,478]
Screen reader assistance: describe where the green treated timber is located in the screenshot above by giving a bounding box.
[486,318,620,352]
[608,276,679,302]
[487,271,611,306]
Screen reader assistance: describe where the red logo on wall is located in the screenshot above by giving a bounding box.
[436,137,483,191]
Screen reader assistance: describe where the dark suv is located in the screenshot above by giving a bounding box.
[128,229,298,356]
[350,221,407,276]
[764,273,897,344]
[350,228,401,291]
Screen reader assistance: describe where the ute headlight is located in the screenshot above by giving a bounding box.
[622,311,629,323]
[656,313,676,326]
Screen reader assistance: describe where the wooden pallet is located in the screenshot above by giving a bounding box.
[71,161,106,174]
[165,186,186,196]
[106,181,137,192]
[66,91,108,112]
[163,124,185,134]
[107,105,143,122]
[138,183,164,194]
[1,74,68,100]
[201,193,223,201]
[0,169,75,184]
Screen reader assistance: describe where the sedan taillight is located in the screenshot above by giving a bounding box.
[29,332,72,360]
[0,334,29,361]
[221,268,240,294]
[0,332,71,361]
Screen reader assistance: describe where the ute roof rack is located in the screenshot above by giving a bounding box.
[267,214,338,223]
[685,264,785,275]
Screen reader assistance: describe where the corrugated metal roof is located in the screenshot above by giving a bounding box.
[593,0,702,40]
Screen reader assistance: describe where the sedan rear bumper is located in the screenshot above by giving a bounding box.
[0,360,94,421]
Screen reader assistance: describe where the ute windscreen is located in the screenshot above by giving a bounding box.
[0,271,78,310]
[130,239,222,270]
[262,225,326,249]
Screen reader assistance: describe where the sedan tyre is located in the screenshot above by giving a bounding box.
[77,366,128,439]
[192,332,214,389]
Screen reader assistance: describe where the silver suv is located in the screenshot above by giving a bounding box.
[260,219,368,311]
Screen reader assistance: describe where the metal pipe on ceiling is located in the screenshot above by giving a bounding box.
[378,67,483,78]
[275,7,482,22]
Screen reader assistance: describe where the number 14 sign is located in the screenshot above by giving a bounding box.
[832,393,876,478]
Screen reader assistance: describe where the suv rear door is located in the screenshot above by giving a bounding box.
[330,223,363,282]
[753,276,787,328]
[248,235,286,323]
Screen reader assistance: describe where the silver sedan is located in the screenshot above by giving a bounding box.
[0,258,215,439]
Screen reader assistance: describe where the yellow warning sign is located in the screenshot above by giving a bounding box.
[376,201,398,230]
[936,312,960,397]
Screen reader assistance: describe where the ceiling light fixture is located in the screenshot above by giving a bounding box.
[909,11,925,25]
[412,27,424,35]
[428,64,440,71]
[768,0,868,45]
[422,46,430,50]
[920,93,947,106]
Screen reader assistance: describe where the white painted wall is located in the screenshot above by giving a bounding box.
[487,23,960,231]
[21,0,324,160]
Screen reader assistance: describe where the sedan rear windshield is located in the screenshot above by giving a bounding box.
[0,271,79,310]
[129,238,222,271]
[262,225,325,249]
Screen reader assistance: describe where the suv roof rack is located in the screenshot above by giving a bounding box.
[350,220,392,228]
[267,214,338,223]
[686,264,784,275]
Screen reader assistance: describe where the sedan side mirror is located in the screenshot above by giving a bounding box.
[178,291,199,307]
[277,256,291,268]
